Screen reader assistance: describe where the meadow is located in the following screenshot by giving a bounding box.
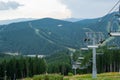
[24,72,120,80]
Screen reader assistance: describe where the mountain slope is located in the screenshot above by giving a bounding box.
[0,13,117,55]
[0,18,84,55]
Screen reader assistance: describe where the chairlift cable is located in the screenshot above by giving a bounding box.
[84,0,120,31]
[107,0,120,15]
[95,0,120,38]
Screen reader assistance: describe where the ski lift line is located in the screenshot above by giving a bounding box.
[28,23,76,51]
[29,22,75,48]
[29,22,74,47]
[28,22,55,44]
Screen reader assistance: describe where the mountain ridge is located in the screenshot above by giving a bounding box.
[0,12,117,55]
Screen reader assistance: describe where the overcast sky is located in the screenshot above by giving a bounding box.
[0,0,119,20]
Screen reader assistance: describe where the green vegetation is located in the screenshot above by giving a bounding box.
[64,72,120,80]
[0,46,120,79]
[0,12,113,55]
[68,72,73,76]
[0,51,72,79]
[33,74,63,80]
[46,51,72,75]
[0,56,47,79]
[24,74,63,80]
[24,72,120,80]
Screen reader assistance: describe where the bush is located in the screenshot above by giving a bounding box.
[24,77,32,80]
[33,75,43,80]
[33,74,63,80]
[63,78,69,80]
[68,72,73,76]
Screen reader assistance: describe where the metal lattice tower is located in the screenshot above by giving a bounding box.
[84,32,105,78]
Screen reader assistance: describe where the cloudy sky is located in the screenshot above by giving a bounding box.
[0,0,119,20]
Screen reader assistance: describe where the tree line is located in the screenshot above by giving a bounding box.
[0,56,47,80]
[0,52,72,79]
[0,48,120,79]
[78,47,120,74]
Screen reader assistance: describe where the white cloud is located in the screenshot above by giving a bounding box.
[0,0,119,20]
[59,0,119,18]
[0,1,22,10]
[0,0,71,20]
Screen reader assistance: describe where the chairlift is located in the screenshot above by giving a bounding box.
[76,62,81,65]
[84,38,90,42]
[72,62,81,69]
[81,48,89,50]
[109,20,120,36]
[108,6,120,37]
[97,32,105,44]
[96,53,104,55]
[109,32,120,36]
[79,66,87,69]
[84,32,104,48]
[87,45,98,48]
[72,65,77,69]
[85,62,91,67]
[78,56,84,60]
[84,32,91,42]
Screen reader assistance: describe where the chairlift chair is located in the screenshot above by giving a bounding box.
[87,45,99,48]
[78,56,84,60]
[108,6,120,37]
[76,62,81,65]
[81,48,89,50]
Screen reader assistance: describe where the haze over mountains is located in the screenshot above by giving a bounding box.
[63,18,83,22]
[0,18,35,25]
[0,12,118,55]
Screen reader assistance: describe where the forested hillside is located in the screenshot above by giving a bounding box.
[0,12,118,55]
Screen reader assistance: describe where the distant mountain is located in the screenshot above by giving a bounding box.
[0,12,118,55]
[63,18,83,22]
[0,18,35,25]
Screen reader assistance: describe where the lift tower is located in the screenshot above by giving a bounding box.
[84,32,104,78]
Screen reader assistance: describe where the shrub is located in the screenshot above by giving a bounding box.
[63,78,69,80]
[68,72,73,76]
[24,77,32,80]
[33,74,63,80]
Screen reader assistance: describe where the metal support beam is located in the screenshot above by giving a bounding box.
[92,38,97,78]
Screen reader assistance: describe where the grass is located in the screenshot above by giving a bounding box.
[64,72,120,80]
[23,72,120,80]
